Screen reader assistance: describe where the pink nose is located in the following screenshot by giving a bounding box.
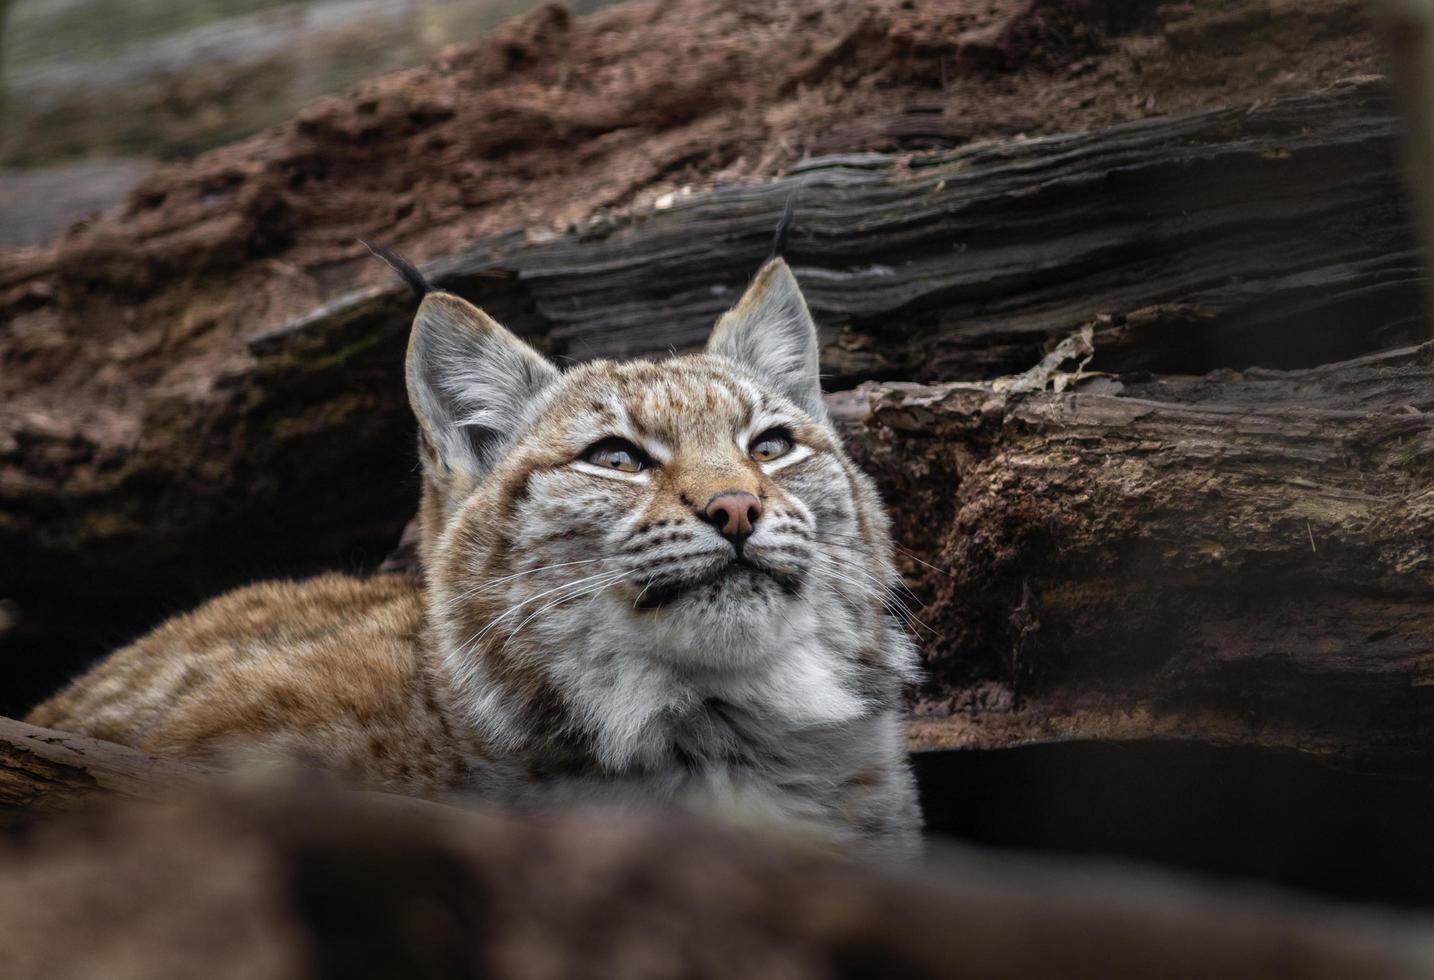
[702,492,762,549]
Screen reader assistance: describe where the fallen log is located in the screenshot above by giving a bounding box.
[2,80,1425,714]
[842,340,1434,770]
[249,78,1425,383]
[505,80,1427,382]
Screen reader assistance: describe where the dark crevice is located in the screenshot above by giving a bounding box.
[915,740,1434,908]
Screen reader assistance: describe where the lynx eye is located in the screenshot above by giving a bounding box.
[582,437,650,474]
[749,428,793,463]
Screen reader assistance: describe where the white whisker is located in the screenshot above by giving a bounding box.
[448,557,617,603]
[498,570,634,656]
[455,566,634,658]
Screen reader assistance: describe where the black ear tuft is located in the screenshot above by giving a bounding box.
[361,240,432,300]
[767,190,800,263]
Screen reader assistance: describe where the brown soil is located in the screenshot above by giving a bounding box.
[0,0,1383,418]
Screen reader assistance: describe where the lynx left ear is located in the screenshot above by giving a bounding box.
[706,258,823,417]
[406,291,560,482]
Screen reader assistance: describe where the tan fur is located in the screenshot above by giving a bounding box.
[30,573,476,797]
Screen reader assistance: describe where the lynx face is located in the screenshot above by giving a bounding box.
[494,359,863,663]
[408,260,917,769]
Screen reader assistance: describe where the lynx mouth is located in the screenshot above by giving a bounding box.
[632,557,801,611]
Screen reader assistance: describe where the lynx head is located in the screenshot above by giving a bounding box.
[406,258,918,768]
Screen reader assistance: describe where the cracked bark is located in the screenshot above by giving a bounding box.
[838,341,1434,770]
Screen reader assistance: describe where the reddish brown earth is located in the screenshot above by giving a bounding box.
[0,0,1388,710]
[0,0,1383,420]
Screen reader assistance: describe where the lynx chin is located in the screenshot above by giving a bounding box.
[30,251,924,858]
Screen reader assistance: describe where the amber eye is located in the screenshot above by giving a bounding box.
[749,428,793,463]
[582,437,650,474]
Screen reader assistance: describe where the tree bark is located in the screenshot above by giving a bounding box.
[839,340,1434,770]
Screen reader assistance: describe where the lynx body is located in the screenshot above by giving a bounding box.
[31,257,923,857]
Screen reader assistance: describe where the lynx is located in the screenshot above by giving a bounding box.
[30,248,923,857]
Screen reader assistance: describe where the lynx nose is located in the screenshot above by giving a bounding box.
[702,491,762,551]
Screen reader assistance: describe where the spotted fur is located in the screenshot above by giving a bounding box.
[30,259,923,858]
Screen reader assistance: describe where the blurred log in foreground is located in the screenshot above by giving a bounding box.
[840,340,1434,770]
[0,718,1431,980]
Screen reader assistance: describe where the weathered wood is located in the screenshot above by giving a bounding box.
[0,716,211,811]
[841,340,1434,770]
[253,78,1427,383]
[522,84,1426,380]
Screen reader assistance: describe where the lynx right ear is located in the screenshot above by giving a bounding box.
[706,258,824,417]
[406,292,559,481]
